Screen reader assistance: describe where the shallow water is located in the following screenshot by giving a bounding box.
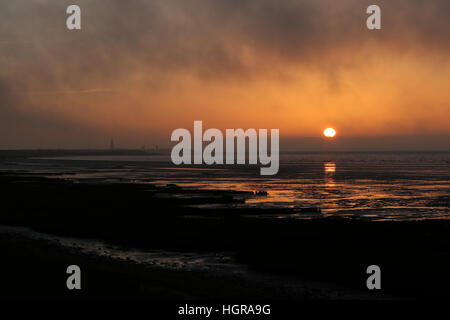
[2,151,449,221]
[0,225,242,274]
[0,225,380,299]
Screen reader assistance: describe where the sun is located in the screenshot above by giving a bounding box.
[323,128,337,138]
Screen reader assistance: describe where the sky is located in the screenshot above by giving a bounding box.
[0,0,449,150]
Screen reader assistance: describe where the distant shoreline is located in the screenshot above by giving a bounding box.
[0,149,449,162]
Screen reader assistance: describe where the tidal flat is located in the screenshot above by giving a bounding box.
[0,171,449,299]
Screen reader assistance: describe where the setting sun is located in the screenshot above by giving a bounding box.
[323,128,337,138]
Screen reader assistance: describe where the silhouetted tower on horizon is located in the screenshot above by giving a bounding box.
[110,138,115,151]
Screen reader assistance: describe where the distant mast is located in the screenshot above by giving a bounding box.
[110,138,115,152]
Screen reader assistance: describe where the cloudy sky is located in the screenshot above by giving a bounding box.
[0,0,449,150]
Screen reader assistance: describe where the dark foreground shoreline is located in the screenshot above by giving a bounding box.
[0,226,387,300]
[0,172,449,300]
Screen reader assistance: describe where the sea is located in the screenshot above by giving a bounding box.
[1,151,449,221]
[0,151,449,278]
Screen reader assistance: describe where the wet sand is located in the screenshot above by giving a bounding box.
[0,171,449,299]
[0,226,386,300]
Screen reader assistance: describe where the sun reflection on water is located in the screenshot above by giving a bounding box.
[324,162,336,174]
[324,162,336,187]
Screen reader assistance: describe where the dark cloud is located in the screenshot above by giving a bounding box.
[2,0,449,83]
[0,0,449,148]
